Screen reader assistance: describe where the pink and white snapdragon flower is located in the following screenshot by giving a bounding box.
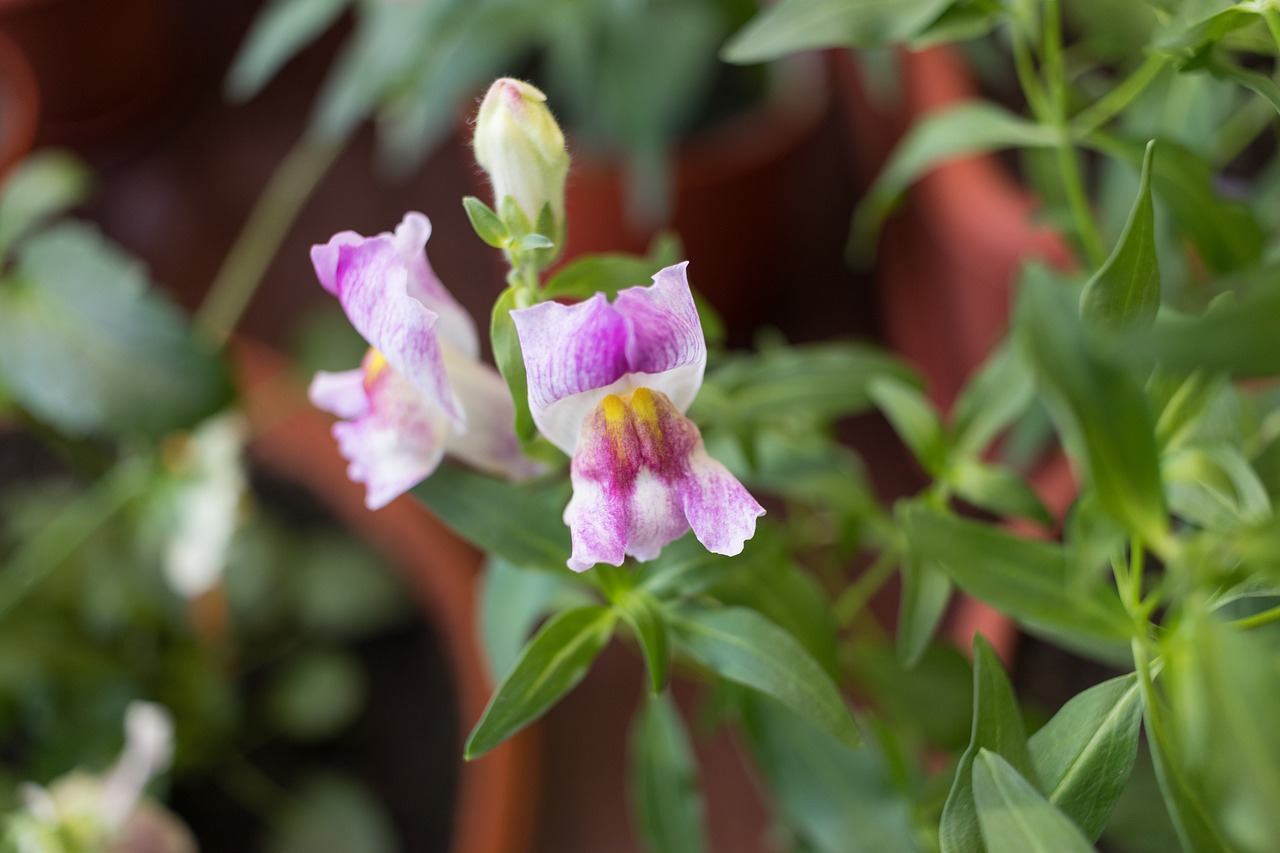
[309,212,538,509]
[512,262,764,571]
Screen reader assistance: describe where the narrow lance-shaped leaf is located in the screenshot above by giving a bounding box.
[950,342,1036,457]
[1016,266,1167,545]
[480,556,577,681]
[1080,140,1160,330]
[721,0,952,64]
[224,0,351,101]
[740,694,919,853]
[629,692,708,853]
[671,605,860,748]
[490,286,538,445]
[461,196,508,249]
[897,554,952,668]
[940,636,1038,853]
[412,466,570,573]
[465,606,617,759]
[899,503,1132,659]
[972,750,1096,853]
[868,376,948,476]
[853,103,1058,257]
[1028,674,1142,841]
[618,590,672,694]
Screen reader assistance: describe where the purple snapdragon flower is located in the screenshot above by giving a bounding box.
[512,263,764,571]
[308,212,539,508]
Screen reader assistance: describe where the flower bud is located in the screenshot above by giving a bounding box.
[472,78,569,245]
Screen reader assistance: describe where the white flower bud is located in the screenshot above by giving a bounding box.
[472,78,569,244]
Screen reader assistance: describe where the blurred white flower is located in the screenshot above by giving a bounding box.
[163,412,248,599]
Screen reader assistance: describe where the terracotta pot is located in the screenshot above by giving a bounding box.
[834,47,1081,663]
[843,47,1072,409]
[0,0,185,149]
[0,28,37,176]
[558,56,831,338]
[235,341,540,853]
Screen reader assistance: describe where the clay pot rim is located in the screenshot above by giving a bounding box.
[0,28,38,177]
[236,340,540,853]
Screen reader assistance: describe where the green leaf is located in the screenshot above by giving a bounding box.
[1164,444,1272,529]
[697,343,918,430]
[972,750,1096,853]
[850,641,974,751]
[701,548,841,679]
[1153,369,1229,451]
[618,590,671,694]
[948,458,1052,526]
[517,233,554,252]
[897,555,952,667]
[0,223,231,437]
[1157,603,1280,852]
[950,342,1036,457]
[868,376,948,476]
[899,504,1132,658]
[265,650,366,742]
[629,692,708,853]
[671,605,860,748]
[1063,493,1126,591]
[854,103,1058,256]
[910,0,1005,48]
[1117,278,1280,378]
[541,253,665,302]
[0,151,91,260]
[1080,140,1160,330]
[461,195,508,249]
[411,466,570,572]
[740,695,920,853]
[1086,136,1262,275]
[722,0,952,63]
[940,636,1039,853]
[465,605,616,759]
[1028,675,1142,841]
[1016,266,1167,545]
[635,531,754,600]
[490,286,538,445]
[481,556,576,681]
[225,0,351,101]
[1203,52,1280,117]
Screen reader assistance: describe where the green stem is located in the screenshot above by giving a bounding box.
[1071,54,1167,137]
[195,133,346,347]
[0,457,149,620]
[1211,95,1274,167]
[834,548,899,628]
[1011,26,1051,123]
[1228,602,1280,632]
[1038,0,1106,267]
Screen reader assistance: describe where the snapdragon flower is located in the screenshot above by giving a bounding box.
[309,212,539,509]
[512,263,764,571]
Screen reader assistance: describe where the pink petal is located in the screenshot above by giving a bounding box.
[512,293,630,452]
[390,212,479,358]
[332,367,451,510]
[323,236,463,429]
[442,347,543,482]
[510,262,707,453]
[308,369,369,420]
[562,388,762,571]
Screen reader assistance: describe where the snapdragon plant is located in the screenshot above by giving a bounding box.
[300,3,1280,851]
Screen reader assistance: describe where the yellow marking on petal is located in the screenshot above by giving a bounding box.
[362,348,389,389]
[601,393,628,428]
[628,387,662,442]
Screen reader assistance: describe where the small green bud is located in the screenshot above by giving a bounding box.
[472,78,569,250]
